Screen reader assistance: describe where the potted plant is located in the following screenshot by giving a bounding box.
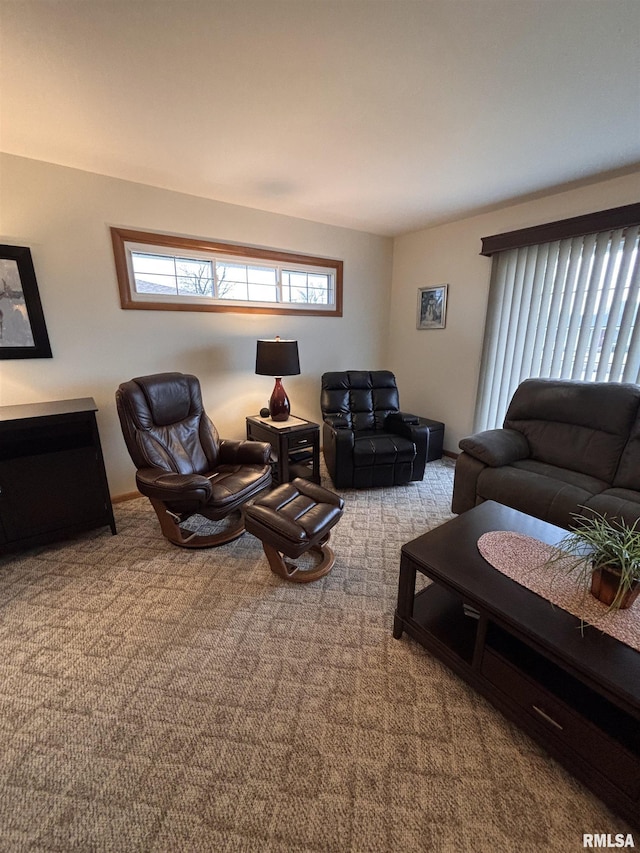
[544,510,640,612]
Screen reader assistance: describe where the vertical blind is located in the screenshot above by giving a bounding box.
[474,224,640,431]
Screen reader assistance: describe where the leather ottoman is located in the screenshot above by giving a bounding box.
[244,478,344,582]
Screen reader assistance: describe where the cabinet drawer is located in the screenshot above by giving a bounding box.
[290,434,313,448]
[482,648,640,800]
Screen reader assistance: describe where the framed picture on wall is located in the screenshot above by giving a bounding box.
[0,245,52,359]
[417,284,448,330]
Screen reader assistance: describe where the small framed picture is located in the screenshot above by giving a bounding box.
[417,284,448,330]
[0,245,52,359]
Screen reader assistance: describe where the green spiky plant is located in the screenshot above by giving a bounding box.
[544,510,640,613]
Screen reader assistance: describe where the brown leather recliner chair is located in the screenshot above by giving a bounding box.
[116,372,272,547]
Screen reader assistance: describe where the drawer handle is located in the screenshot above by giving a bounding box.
[532,705,563,731]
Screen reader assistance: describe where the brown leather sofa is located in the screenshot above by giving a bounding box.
[452,378,640,529]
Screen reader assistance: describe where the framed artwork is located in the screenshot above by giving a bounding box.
[0,245,52,359]
[417,284,448,330]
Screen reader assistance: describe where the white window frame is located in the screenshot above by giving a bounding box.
[111,228,343,316]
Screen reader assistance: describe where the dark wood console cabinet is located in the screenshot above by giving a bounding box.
[0,398,116,553]
[394,502,639,829]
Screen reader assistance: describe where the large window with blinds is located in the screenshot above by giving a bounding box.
[474,204,640,432]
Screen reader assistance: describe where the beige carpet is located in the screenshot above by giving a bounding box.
[0,459,633,852]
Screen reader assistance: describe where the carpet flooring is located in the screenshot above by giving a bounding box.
[0,459,634,852]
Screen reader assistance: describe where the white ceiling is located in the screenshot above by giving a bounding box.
[1,0,639,237]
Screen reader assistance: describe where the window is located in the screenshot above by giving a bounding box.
[111,228,343,316]
[474,204,640,431]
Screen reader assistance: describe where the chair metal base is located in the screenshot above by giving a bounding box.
[262,536,336,583]
[150,499,245,548]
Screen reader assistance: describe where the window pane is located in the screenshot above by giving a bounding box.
[248,283,278,302]
[307,287,329,303]
[247,266,276,286]
[284,271,308,302]
[132,253,178,294]
[217,281,249,300]
[309,274,328,288]
[176,259,214,296]
[176,257,209,275]
[309,273,330,304]
[177,275,214,296]
[286,271,307,287]
[131,253,175,276]
[219,263,247,284]
[133,273,178,294]
[281,271,331,302]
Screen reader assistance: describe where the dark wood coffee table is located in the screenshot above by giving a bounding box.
[394,501,640,828]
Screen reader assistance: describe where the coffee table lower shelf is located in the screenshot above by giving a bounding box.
[394,508,640,831]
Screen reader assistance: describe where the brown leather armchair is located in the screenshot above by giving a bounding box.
[116,372,272,547]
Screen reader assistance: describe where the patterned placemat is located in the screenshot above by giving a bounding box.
[477,531,640,652]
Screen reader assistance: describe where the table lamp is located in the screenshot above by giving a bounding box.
[255,337,300,421]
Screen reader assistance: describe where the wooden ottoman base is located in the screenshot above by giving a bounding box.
[262,539,335,583]
[244,478,344,583]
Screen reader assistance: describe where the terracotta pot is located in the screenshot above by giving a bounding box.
[590,565,640,609]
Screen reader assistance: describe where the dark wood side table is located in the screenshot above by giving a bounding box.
[0,398,116,554]
[246,415,320,485]
[394,501,640,829]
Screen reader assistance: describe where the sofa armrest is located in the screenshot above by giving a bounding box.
[385,411,421,427]
[219,438,271,465]
[384,413,431,480]
[322,420,355,488]
[458,429,529,467]
[451,453,486,514]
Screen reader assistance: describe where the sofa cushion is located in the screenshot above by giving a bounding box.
[503,378,640,484]
[353,432,415,467]
[613,414,640,491]
[510,459,609,494]
[584,488,640,528]
[477,461,608,529]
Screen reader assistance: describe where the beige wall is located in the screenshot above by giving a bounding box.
[3,153,638,498]
[389,170,640,455]
[0,154,393,496]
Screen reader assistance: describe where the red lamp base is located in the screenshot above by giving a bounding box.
[269,378,290,421]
